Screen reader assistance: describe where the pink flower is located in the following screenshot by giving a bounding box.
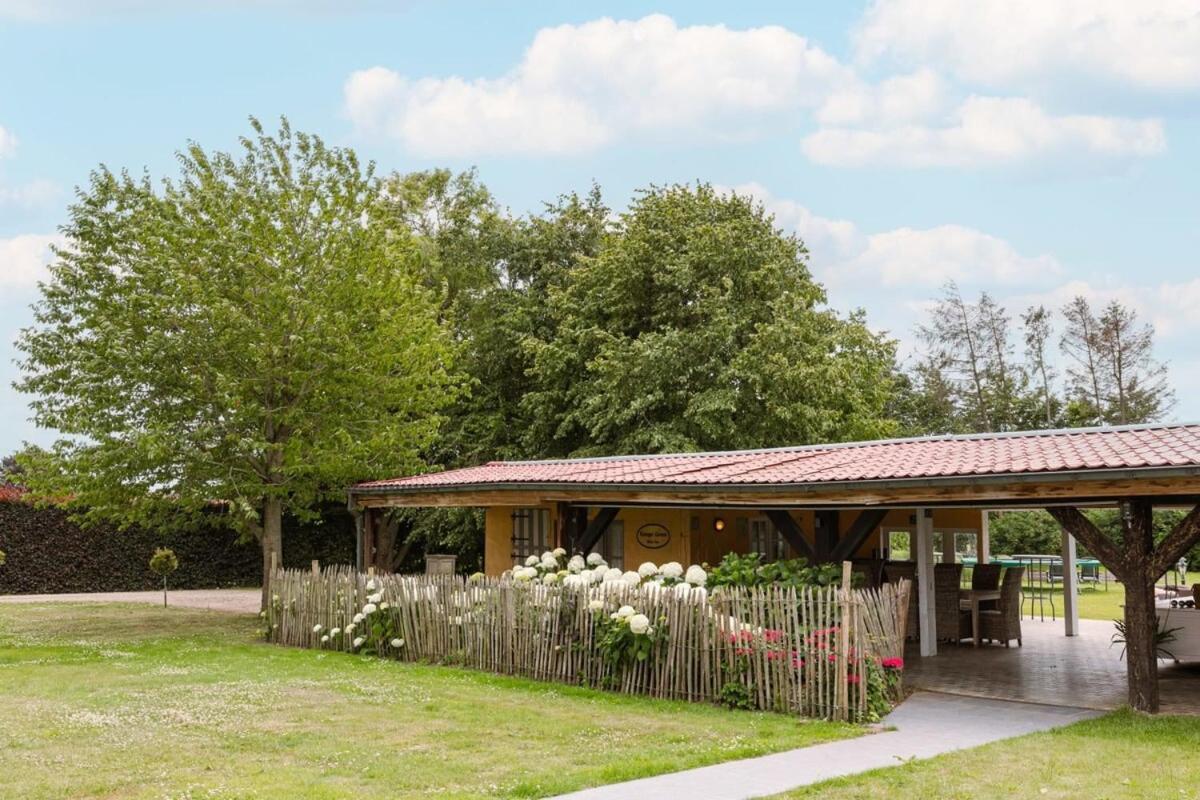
[847,674,861,685]
[882,657,905,670]
[766,650,782,661]
[763,629,784,643]
[735,647,752,657]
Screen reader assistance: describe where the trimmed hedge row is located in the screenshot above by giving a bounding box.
[0,499,355,594]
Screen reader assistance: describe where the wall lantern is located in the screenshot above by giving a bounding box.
[713,517,726,532]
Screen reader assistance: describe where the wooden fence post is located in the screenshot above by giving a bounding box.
[311,559,320,578]
[837,560,852,721]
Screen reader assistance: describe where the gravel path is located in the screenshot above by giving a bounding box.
[0,588,260,614]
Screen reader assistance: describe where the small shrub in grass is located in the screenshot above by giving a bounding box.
[149,547,179,607]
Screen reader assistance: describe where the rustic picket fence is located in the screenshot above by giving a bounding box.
[265,565,909,722]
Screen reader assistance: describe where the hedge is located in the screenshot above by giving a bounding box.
[0,498,355,594]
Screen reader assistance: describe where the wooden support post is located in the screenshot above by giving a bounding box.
[979,510,991,563]
[941,526,956,565]
[915,507,937,657]
[311,559,320,578]
[837,560,852,720]
[815,510,839,563]
[1062,531,1079,637]
[353,509,363,573]
[361,508,376,573]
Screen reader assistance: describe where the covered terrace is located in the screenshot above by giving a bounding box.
[348,422,1200,712]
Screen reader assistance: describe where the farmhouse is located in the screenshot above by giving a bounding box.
[349,422,1200,711]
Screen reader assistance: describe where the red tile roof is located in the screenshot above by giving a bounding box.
[354,423,1200,493]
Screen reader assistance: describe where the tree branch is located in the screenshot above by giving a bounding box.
[1046,506,1127,582]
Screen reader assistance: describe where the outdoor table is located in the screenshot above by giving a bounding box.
[960,588,1001,646]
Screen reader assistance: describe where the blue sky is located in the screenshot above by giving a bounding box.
[2,1,1198,454]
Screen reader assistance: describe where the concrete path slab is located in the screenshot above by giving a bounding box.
[0,588,260,614]
[550,692,1100,800]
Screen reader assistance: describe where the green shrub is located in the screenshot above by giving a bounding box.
[149,547,179,576]
[706,553,851,590]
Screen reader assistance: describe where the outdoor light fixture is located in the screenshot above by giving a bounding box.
[713,517,726,532]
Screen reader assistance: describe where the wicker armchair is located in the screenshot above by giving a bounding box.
[934,563,964,642]
[851,559,884,589]
[884,562,917,640]
[979,566,1025,647]
[971,563,1002,590]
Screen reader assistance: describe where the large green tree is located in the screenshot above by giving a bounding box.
[524,184,898,456]
[16,119,458,603]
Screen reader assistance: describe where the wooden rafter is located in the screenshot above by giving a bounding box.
[829,509,889,563]
[765,510,815,561]
[576,507,620,555]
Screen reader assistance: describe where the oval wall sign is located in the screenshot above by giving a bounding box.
[636,523,671,550]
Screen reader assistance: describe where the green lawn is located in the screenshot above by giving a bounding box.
[1027,571,1196,622]
[774,710,1200,799]
[0,603,859,799]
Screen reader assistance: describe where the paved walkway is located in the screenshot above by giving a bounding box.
[0,588,260,614]
[551,692,1098,800]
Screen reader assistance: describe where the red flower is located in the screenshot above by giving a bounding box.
[735,647,752,657]
[792,657,805,668]
[882,657,905,670]
[847,674,861,685]
[767,650,783,661]
[763,629,784,643]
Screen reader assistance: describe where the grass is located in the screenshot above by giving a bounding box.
[1024,570,1198,622]
[773,709,1200,799]
[0,602,860,799]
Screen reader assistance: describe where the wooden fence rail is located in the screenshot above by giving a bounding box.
[265,566,909,722]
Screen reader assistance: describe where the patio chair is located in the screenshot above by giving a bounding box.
[934,563,964,643]
[884,562,918,640]
[965,562,1003,612]
[971,563,1002,591]
[851,559,884,589]
[979,566,1025,647]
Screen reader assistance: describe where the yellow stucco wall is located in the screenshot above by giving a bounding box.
[482,504,985,575]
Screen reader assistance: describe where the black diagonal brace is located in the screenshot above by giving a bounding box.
[829,509,889,563]
[765,510,815,561]
[576,507,620,555]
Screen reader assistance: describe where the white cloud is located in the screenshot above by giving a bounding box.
[0,234,62,290]
[842,226,1061,288]
[856,0,1200,92]
[815,68,949,127]
[728,182,1059,289]
[344,14,847,157]
[802,95,1165,168]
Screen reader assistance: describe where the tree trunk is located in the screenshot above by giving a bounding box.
[260,495,283,610]
[1122,568,1160,712]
